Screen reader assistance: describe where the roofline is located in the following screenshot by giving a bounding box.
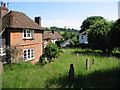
[80,31,87,34]
[0,28,5,34]
[5,27,45,31]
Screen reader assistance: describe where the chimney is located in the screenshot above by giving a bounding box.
[52,30,55,34]
[35,17,41,27]
[0,3,8,17]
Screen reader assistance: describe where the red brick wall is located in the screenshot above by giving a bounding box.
[9,29,43,64]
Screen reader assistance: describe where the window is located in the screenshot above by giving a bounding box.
[23,48,34,61]
[23,29,34,39]
[81,35,83,39]
[0,46,6,56]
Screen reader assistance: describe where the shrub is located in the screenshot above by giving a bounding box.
[44,43,60,59]
[40,43,61,65]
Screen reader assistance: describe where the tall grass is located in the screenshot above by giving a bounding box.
[2,48,120,88]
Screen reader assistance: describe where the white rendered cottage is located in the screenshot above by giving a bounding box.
[79,31,88,44]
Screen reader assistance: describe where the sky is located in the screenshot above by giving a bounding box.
[2,0,119,30]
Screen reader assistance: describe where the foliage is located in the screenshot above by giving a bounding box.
[3,48,120,88]
[55,39,65,47]
[109,19,120,48]
[87,19,114,53]
[80,16,105,33]
[5,46,22,64]
[40,43,61,65]
[44,43,60,59]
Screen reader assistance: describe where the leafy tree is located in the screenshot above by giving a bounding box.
[44,43,60,59]
[88,19,113,53]
[80,16,105,33]
[40,43,60,65]
[63,30,71,40]
[5,46,22,63]
[109,19,120,48]
[5,46,22,70]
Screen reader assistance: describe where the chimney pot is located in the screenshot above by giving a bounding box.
[3,3,6,7]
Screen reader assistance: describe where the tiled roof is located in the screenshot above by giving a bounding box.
[43,30,63,40]
[2,10,43,30]
[43,31,51,39]
[53,31,63,39]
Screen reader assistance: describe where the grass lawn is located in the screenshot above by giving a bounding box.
[2,48,120,88]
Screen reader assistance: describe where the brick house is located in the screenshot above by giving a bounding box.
[0,4,44,64]
[43,30,63,48]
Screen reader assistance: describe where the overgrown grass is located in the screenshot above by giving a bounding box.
[2,48,120,88]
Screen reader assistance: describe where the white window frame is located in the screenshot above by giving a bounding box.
[23,29,34,39]
[0,46,6,56]
[23,48,34,61]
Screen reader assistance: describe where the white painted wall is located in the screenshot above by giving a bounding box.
[79,34,88,44]
[51,39,57,44]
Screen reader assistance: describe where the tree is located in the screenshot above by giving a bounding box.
[88,19,113,53]
[44,43,60,59]
[40,43,61,65]
[109,19,120,48]
[5,46,22,70]
[80,16,105,33]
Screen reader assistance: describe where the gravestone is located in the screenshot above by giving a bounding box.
[86,58,90,70]
[69,64,74,81]
[92,58,95,64]
[76,53,79,60]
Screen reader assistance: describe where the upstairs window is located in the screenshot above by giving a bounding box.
[23,29,34,39]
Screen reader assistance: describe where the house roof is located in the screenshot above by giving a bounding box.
[60,39,74,47]
[52,31,63,39]
[43,30,63,40]
[2,10,43,30]
[43,31,51,39]
[80,31,86,35]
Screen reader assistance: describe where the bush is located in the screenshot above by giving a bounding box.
[44,43,60,59]
[40,43,61,65]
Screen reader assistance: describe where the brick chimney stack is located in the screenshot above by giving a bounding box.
[35,17,41,27]
[0,3,8,17]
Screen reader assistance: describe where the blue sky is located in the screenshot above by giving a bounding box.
[5,1,118,29]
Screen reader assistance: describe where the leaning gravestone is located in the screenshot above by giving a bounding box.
[69,64,74,81]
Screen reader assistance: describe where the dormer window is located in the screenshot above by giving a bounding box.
[23,29,34,39]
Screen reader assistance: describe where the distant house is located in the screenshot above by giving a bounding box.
[43,31,51,48]
[0,3,44,64]
[79,31,88,44]
[43,30,63,48]
[60,39,74,48]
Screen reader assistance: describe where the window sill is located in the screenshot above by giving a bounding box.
[0,54,6,56]
[24,58,34,61]
[23,38,34,40]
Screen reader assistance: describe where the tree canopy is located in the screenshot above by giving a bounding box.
[80,16,105,33]
[109,19,120,48]
[87,19,114,53]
